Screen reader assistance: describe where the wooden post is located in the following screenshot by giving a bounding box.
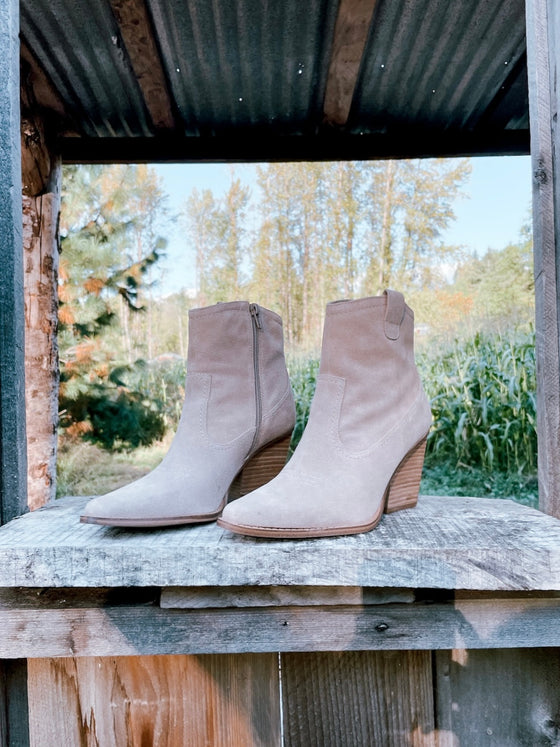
[0,0,27,524]
[0,661,29,747]
[21,61,61,510]
[525,0,560,519]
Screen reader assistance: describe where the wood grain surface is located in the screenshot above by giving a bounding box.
[1,495,559,590]
[28,654,280,747]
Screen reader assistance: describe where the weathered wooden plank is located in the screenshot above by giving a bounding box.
[1,495,559,590]
[28,654,280,746]
[281,650,435,746]
[526,0,560,519]
[2,598,560,658]
[435,648,560,746]
[22,183,61,510]
[0,661,29,747]
[161,585,415,608]
[323,0,378,126]
[0,0,27,525]
[109,0,176,130]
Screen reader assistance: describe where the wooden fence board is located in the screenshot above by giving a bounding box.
[526,0,560,520]
[435,648,560,746]
[0,0,27,525]
[281,650,436,746]
[0,661,29,747]
[28,654,280,747]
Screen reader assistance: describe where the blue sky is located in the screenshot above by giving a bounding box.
[152,155,533,296]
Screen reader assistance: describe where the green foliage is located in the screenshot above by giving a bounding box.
[451,221,534,330]
[125,357,187,428]
[59,164,169,450]
[287,356,320,453]
[60,381,165,451]
[420,463,538,508]
[419,330,537,476]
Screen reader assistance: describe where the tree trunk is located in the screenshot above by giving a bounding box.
[22,177,61,510]
[21,61,61,510]
[378,160,396,293]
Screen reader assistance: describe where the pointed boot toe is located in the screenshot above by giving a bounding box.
[80,301,295,528]
[218,290,432,539]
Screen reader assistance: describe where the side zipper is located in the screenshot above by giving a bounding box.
[249,303,262,455]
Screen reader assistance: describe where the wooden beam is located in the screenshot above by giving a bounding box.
[22,181,61,510]
[323,0,378,126]
[435,648,560,746]
[525,0,560,519]
[1,596,560,658]
[0,0,27,525]
[58,129,530,164]
[109,0,176,131]
[1,494,559,591]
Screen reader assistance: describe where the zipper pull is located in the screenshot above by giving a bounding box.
[249,303,262,329]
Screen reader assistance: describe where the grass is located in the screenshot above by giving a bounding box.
[56,435,169,497]
[420,463,538,508]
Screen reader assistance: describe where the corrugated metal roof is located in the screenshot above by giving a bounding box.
[20,0,153,137]
[147,0,340,136]
[19,0,530,160]
[351,0,527,132]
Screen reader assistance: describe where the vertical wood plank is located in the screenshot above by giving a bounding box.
[28,654,281,747]
[0,661,30,747]
[525,0,560,519]
[435,648,560,746]
[0,0,27,524]
[22,183,61,510]
[281,650,436,746]
[21,57,62,510]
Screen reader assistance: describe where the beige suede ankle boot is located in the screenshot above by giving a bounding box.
[80,301,295,527]
[218,290,432,538]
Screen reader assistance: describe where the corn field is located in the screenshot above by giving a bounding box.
[418,330,536,476]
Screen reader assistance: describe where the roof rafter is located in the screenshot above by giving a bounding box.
[323,0,378,127]
[59,129,529,164]
[109,0,177,131]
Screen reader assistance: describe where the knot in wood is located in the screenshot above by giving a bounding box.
[534,167,548,185]
[375,622,389,632]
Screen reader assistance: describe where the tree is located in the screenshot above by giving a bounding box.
[361,158,471,293]
[58,164,167,449]
[184,176,250,305]
[181,158,471,349]
[452,220,534,329]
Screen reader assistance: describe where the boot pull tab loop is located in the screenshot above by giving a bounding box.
[383,289,406,340]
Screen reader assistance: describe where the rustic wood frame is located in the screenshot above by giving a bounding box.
[1,0,559,744]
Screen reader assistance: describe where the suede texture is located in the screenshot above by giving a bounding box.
[81,301,295,525]
[219,291,432,537]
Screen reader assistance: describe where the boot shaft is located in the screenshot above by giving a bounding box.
[317,290,426,450]
[187,301,293,445]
